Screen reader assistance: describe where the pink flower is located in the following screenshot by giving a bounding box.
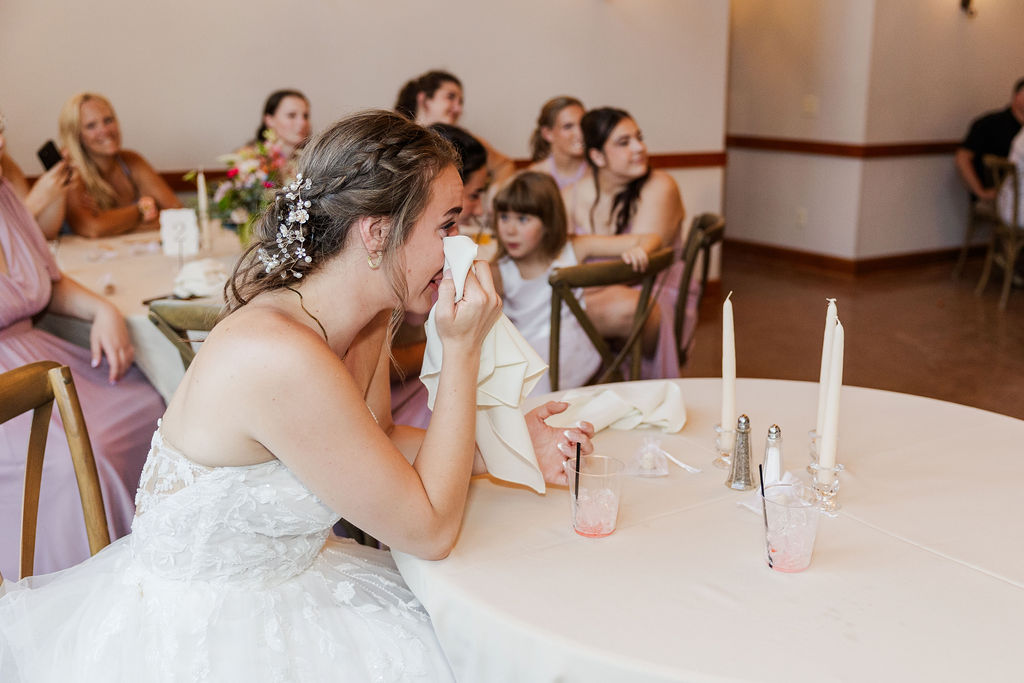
[263,181,274,188]
[226,168,239,179]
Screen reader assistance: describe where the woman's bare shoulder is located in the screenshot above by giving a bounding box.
[643,169,681,196]
[119,149,154,170]
[201,303,341,381]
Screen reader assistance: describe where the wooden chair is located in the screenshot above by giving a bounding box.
[148,299,224,370]
[548,247,675,391]
[0,361,110,582]
[674,213,725,367]
[953,198,999,279]
[976,155,1023,309]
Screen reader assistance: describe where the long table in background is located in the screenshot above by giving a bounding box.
[37,229,241,402]
[394,378,1024,682]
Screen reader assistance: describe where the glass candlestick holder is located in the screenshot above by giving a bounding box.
[713,424,734,470]
[808,462,845,516]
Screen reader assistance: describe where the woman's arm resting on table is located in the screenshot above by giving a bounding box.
[46,275,135,382]
[65,179,150,237]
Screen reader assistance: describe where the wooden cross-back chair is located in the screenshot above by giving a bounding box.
[675,213,725,367]
[0,361,110,583]
[976,155,1023,310]
[148,299,224,370]
[548,246,675,391]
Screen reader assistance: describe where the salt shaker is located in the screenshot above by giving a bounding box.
[725,414,754,491]
[762,424,783,485]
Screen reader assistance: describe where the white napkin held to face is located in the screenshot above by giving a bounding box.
[544,381,687,434]
[420,236,548,493]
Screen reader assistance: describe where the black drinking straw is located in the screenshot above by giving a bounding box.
[574,442,581,500]
[758,464,772,568]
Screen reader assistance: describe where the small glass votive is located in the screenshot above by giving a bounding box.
[809,462,845,516]
[762,482,820,572]
[713,423,734,470]
[565,455,624,538]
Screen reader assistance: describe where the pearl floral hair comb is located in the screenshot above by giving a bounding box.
[257,174,313,279]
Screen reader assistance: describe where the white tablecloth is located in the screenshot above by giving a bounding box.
[36,228,241,402]
[394,378,1024,683]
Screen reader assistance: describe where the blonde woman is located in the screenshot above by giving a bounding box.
[527,96,589,190]
[60,93,181,238]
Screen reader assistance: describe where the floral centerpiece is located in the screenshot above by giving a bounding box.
[188,132,289,244]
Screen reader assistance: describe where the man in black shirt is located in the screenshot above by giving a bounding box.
[956,77,1024,200]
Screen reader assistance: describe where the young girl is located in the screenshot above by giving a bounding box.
[491,171,660,395]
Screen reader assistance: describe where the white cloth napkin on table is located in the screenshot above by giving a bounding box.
[172,258,229,299]
[420,236,549,493]
[544,381,687,434]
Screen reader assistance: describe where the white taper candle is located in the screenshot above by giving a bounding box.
[196,170,209,249]
[721,292,736,450]
[818,320,844,484]
[815,298,837,436]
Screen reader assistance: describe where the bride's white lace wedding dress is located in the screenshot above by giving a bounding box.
[0,427,454,682]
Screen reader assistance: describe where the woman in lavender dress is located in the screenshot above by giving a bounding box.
[528,96,590,191]
[564,107,689,380]
[0,127,163,580]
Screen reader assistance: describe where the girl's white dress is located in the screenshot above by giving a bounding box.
[0,427,454,682]
[498,242,602,395]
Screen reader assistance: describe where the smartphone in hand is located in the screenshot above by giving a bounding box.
[37,140,62,170]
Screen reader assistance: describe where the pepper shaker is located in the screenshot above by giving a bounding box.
[725,414,754,491]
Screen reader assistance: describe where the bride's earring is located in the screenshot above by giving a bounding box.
[367,251,383,270]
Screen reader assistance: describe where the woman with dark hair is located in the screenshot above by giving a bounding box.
[247,89,311,161]
[565,107,687,379]
[528,96,589,190]
[395,70,514,189]
[429,123,488,227]
[0,111,591,680]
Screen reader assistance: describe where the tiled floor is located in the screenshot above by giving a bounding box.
[683,251,1024,420]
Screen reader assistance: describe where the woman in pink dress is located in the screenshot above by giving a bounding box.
[565,107,689,380]
[527,96,590,191]
[0,128,164,579]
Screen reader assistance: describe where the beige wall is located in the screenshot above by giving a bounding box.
[728,0,874,143]
[726,0,1024,260]
[0,0,728,179]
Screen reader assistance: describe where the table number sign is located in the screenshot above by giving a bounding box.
[159,209,201,259]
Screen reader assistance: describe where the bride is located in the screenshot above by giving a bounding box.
[0,111,592,681]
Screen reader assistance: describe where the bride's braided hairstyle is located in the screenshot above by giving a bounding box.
[226,110,459,315]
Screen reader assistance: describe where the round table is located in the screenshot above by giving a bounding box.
[393,378,1024,682]
[36,228,240,402]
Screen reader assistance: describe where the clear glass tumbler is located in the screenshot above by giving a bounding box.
[565,455,625,538]
[761,482,820,572]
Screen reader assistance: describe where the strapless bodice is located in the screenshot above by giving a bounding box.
[130,427,339,587]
